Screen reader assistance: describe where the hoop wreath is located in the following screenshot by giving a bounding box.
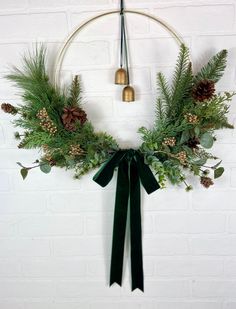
[1,10,235,292]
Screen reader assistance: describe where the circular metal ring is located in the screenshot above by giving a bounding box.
[53,9,186,86]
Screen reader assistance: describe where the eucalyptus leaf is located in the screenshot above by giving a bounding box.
[200,132,214,149]
[40,163,51,174]
[192,165,200,176]
[191,158,207,166]
[212,160,222,170]
[180,130,190,144]
[162,144,171,153]
[194,126,201,137]
[20,168,28,180]
[214,167,224,179]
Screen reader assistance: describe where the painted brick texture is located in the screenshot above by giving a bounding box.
[0,1,236,309]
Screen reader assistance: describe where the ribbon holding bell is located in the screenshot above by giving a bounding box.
[93,149,160,292]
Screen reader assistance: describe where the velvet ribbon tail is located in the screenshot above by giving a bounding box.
[93,150,160,292]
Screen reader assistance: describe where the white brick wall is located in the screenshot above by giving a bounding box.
[0,0,236,308]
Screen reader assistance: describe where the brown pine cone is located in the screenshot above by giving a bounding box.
[62,107,87,131]
[1,103,18,114]
[192,80,215,102]
[186,137,200,149]
[200,176,214,188]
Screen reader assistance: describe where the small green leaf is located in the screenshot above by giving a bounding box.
[20,168,28,180]
[214,167,224,179]
[212,160,222,170]
[40,163,51,174]
[162,144,171,153]
[192,165,200,176]
[200,132,214,149]
[191,158,207,166]
[194,126,200,137]
[17,162,24,168]
[180,130,190,144]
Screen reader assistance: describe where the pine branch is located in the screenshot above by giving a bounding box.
[174,62,193,115]
[155,98,166,125]
[19,131,52,149]
[169,45,193,118]
[68,75,82,107]
[195,49,228,83]
[171,44,190,97]
[6,45,67,128]
[157,72,171,109]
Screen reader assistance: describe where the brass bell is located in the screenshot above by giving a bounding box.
[115,68,128,85]
[122,85,135,102]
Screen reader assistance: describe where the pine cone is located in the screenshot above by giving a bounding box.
[186,137,200,149]
[1,103,17,115]
[200,176,214,188]
[43,154,56,166]
[62,107,87,131]
[192,80,215,102]
[18,140,26,148]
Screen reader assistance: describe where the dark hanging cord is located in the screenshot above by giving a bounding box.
[120,14,124,68]
[120,0,124,68]
[123,23,130,85]
[120,0,130,84]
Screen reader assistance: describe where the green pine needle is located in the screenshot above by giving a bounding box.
[195,49,228,83]
[68,75,82,107]
[170,44,193,118]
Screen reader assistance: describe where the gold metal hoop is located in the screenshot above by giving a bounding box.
[53,9,186,86]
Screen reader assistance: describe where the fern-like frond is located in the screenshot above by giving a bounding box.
[195,49,227,83]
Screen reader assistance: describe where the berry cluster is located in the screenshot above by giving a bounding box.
[69,144,84,156]
[37,108,57,135]
[163,137,176,147]
[176,151,187,164]
[185,113,198,124]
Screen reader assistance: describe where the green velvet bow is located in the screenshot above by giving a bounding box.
[93,149,160,292]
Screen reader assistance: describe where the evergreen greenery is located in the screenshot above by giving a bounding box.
[139,44,234,189]
[3,44,234,189]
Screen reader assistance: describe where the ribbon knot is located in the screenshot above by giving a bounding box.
[93,149,160,292]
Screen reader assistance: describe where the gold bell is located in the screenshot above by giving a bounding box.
[122,85,135,102]
[115,68,128,85]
